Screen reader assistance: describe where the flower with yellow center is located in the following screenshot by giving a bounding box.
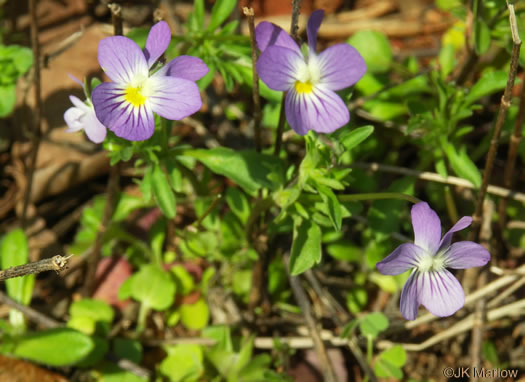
[255,10,366,135]
[92,21,209,141]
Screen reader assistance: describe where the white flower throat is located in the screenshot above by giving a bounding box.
[417,252,446,273]
[295,53,321,94]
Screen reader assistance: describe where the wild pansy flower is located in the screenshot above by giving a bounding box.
[92,21,208,141]
[255,9,366,135]
[376,202,490,320]
[64,75,107,143]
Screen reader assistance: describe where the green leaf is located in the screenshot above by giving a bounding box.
[368,177,415,240]
[340,319,359,338]
[439,44,455,79]
[1,229,33,305]
[0,84,17,117]
[69,299,114,325]
[326,240,361,262]
[191,0,205,31]
[368,271,410,293]
[151,164,177,218]
[474,18,491,55]
[76,336,109,367]
[375,358,403,379]
[1,229,34,329]
[464,70,507,105]
[380,345,406,367]
[482,340,500,366]
[346,287,368,313]
[290,219,322,276]
[184,148,284,194]
[225,187,251,223]
[444,143,481,187]
[13,328,94,366]
[346,31,393,73]
[180,298,209,330]
[9,45,33,74]
[113,194,149,222]
[130,265,176,310]
[208,0,237,32]
[359,312,389,338]
[340,125,374,151]
[171,265,196,295]
[160,344,204,382]
[316,184,342,231]
[375,345,406,379]
[113,338,143,364]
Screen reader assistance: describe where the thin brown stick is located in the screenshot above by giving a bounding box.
[0,290,61,328]
[243,7,262,152]
[406,263,525,329]
[273,96,287,156]
[21,0,43,228]
[304,270,378,382]
[0,290,152,378]
[109,3,123,36]
[351,162,525,202]
[470,1,521,241]
[285,255,338,382]
[378,298,525,352]
[498,69,525,227]
[0,255,72,282]
[83,4,123,296]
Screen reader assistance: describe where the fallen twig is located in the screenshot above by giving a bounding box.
[351,162,525,203]
[470,1,521,241]
[378,299,525,352]
[285,254,338,382]
[0,255,72,282]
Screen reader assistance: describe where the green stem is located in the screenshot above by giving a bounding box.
[273,94,287,156]
[301,192,421,204]
[136,303,150,333]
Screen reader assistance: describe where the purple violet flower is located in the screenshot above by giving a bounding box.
[92,21,208,141]
[255,9,366,135]
[376,202,490,320]
[64,75,107,143]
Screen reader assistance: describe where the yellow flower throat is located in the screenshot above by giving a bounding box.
[124,87,147,107]
[295,81,313,94]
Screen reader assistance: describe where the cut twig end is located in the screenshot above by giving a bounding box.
[243,7,255,17]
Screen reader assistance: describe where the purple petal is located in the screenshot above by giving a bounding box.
[98,36,148,84]
[147,76,202,120]
[256,46,304,91]
[376,243,426,275]
[285,84,349,135]
[418,269,465,317]
[438,216,472,251]
[400,270,419,320]
[307,9,324,52]
[68,73,84,88]
[154,55,209,81]
[92,82,154,141]
[411,202,441,254]
[144,21,171,68]
[255,21,301,54]
[317,43,367,91]
[444,241,490,269]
